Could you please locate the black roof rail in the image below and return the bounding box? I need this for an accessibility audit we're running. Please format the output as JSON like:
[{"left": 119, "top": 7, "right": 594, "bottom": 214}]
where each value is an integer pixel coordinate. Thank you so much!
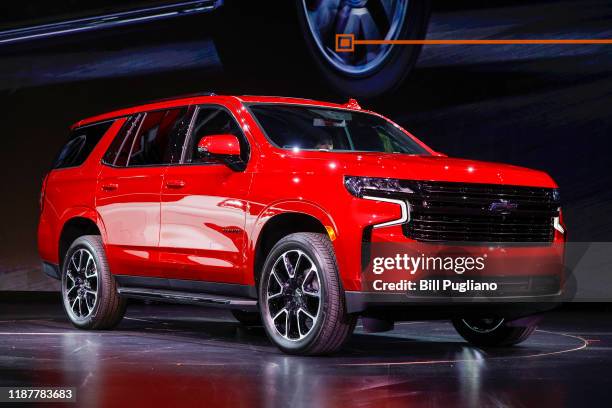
[
  {"left": 239, "top": 95, "right": 318, "bottom": 102},
  {"left": 105, "top": 91, "right": 217, "bottom": 115},
  {"left": 75, "top": 92, "right": 218, "bottom": 128}
]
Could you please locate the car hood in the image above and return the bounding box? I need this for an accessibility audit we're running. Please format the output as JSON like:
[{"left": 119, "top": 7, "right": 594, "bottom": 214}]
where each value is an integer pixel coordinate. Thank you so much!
[{"left": 300, "top": 152, "right": 557, "bottom": 188}]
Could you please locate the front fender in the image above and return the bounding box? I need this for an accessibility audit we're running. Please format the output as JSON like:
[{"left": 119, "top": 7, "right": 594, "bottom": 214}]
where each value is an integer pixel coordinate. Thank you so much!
[
  {"left": 243, "top": 199, "right": 337, "bottom": 285},
  {"left": 249, "top": 199, "right": 337, "bottom": 247}
]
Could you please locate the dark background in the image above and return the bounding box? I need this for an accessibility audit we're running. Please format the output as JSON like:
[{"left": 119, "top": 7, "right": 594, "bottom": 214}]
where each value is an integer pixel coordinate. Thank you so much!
[{"left": 1, "top": 0, "right": 611, "bottom": 290}]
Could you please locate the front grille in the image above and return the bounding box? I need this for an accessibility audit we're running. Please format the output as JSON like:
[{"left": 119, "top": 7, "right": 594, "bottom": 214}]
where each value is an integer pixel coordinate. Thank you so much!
[{"left": 403, "top": 181, "right": 559, "bottom": 243}]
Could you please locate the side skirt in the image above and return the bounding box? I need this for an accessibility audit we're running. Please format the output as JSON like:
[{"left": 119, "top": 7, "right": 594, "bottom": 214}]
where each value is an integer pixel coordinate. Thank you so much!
[{"left": 114, "top": 275, "right": 258, "bottom": 312}]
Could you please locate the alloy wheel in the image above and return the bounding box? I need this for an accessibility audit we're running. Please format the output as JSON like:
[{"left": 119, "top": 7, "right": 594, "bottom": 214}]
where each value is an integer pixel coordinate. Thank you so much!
[
  {"left": 265, "top": 249, "right": 322, "bottom": 341},
  {"left": 63, "top": 248, "right": 99, "bottom": 321}
]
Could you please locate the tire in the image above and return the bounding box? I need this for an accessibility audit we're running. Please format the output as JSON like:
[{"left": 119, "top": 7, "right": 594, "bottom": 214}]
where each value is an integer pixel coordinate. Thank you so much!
[
  {"left": 296, "top": 0, "right": 432, "bottom": 99},
  {"left": 452, "top": 317, "right": 537, "bottom": 347},
  {"left": 61, "top": 235, "right": 126, "bottom": 330},
  {"left": 231, "top": 309, "right": 262, "bottom": 326},
  {"left": 259, "top": 232, "right": 356, "bottom": 355},
  {"left": 214, "top": 1, "right": 431, "bottom": 100}
]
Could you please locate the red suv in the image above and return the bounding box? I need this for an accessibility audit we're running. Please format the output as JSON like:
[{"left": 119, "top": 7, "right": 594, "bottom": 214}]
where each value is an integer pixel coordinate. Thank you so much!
[{"left": 38, "top": 94, "right": 566, "bottom": 355}]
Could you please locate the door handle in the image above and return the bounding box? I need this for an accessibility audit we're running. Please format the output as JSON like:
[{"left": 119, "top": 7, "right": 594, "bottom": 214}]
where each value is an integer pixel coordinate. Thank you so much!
[
  {"left": 165, "top": 180, "right": 186, "bottom": 189},
  {"left": 101, "top": 183, "right": 118, "bottom": 191}
]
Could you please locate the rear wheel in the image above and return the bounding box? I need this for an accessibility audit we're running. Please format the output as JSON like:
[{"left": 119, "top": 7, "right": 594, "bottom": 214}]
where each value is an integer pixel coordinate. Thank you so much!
[
  {"left": 61, "top": 235, "right": 126, "bottom": 330},
  {"left": 259, "top": 232, "right": 356, "bottom": 355},
  {"left": 452, "top": 317, "right": 537, "bottom": 347}
]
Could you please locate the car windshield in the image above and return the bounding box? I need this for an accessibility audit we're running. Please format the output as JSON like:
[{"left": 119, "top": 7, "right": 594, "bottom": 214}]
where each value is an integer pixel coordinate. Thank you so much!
[{"left": 249, "top": 104, "right": 430, "bottom": 155}]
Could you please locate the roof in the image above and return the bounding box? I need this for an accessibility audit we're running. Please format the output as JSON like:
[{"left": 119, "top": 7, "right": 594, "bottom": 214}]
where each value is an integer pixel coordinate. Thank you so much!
[
  {"left": 235, "top": 95, "right": 347, "bottom": 108},
  {"left": 71, "top": 94, "right": 357, "bottom": 129}
]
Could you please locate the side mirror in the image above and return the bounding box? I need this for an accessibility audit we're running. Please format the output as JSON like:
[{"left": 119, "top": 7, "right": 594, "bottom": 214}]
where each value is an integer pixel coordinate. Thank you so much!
[
  {"left": 197, "top": 134, "right": 245, "bottom": 171},
  {"left": 198, "top": 134, "right": 241, "bottom": 157}
]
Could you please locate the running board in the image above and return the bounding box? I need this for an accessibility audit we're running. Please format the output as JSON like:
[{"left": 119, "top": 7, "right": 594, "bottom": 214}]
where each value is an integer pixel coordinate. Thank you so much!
[{"left": 117, "top": 287, "right": 258, "bottom": 311}]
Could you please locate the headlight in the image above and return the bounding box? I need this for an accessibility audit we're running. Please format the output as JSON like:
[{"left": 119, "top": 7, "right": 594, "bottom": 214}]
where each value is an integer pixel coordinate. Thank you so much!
[
  {"left": 552, "top": 188, "right": 561, "bottom": 203},
  {"left": 344, "top": 176, "right": 415, "bottom": 198}
]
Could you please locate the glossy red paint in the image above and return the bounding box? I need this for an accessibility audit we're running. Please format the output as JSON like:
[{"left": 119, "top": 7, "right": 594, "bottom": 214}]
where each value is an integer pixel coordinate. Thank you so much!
[
  {"left": 97, "top": 164, "right": 166, "bottom": 278},
  {"left": 38, "top": 118, "right": 126, "bottom": 264},
  {"left": 159, "top": 162, "right": 252, "bottom": 284},
  {"left": 197, "top": 134, "right": 241, "bottom": 156},
  {"left": 39, "top": 95, "right": 566, "bottom": 295}
]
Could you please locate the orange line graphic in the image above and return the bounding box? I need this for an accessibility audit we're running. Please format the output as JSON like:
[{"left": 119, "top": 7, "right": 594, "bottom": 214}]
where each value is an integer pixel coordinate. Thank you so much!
[
  {"left": 335, "top": 34, "right": 612, "bottom": 52},
  {"left": 359, "top": 39, "right": 612, "bottom": 45}
]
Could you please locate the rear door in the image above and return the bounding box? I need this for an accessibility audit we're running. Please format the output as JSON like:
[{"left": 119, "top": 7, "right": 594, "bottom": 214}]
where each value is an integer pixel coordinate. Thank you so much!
[{"left": 96, "top": 106, "right": 192, "bottom": 277}]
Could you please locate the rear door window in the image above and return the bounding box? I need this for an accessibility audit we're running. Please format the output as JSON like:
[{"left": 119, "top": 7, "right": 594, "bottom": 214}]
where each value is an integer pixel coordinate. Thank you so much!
[
  {"left": 53, "top": 120, "right": 114, "bottom": 169},
  {"left": 127, "top": 107, "right": 191, "bottom": 167},
  {"left": 102, "top": 107, "right": 192, "bottom": 168},
  {"left": 102, "top": 114, "right": 144, "bottom": 167}
]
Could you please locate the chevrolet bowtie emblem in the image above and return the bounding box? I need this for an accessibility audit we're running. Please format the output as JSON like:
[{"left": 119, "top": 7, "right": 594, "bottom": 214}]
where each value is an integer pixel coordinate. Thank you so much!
[{"left": 488, "top": 199, "right": 518, "bottom": 214}]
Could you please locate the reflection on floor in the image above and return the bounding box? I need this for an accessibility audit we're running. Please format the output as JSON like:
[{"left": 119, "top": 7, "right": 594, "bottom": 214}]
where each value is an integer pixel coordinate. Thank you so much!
[{"left": 0, "top": 295, "right": 610, "bottom": 407}]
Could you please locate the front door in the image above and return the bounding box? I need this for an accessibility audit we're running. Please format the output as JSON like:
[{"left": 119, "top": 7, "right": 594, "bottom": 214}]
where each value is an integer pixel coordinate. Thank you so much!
[{"left": 159, "top": 105, "right": 253, "bottom": 284}]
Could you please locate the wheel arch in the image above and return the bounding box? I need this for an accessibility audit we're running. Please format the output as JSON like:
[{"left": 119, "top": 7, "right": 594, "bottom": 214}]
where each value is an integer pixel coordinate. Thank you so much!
[
  {"left": 251, "top": 201, "right": 337, "bottom": 287},
  {"left": 58, "top": 209, "right": 105, "bottom": 267}
]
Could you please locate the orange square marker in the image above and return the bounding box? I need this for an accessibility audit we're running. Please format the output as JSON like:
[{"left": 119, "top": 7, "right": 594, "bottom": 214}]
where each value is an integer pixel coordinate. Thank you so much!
[{"left": 336, "top": 34, "right": 354, "bottom": 52}]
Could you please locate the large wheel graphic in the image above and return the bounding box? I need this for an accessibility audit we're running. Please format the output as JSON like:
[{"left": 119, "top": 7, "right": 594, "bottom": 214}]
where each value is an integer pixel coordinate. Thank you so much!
[{"left": 297, "top": 0, "right": 431, "bottom": 98}]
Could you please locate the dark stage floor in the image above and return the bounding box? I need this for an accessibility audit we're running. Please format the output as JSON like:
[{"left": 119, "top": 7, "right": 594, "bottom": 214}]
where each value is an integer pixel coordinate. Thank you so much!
[{"left": 0, "top": 294, "right": 611, "bottom": 407}]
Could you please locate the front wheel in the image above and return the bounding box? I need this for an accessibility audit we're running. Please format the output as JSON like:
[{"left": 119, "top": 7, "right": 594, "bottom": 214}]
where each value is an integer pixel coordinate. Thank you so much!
[
  {"left": 452, "top": 317, "right": 537, "bottom": 347},
  {"left": 259, "top": 233, "right": 356, "bottom": 355}
]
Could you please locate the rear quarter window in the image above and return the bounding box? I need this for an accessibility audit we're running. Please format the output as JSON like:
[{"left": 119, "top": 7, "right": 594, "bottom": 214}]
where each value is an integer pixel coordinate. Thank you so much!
[{"left": 53, "top": 120, "right": 114, "bottom": 169}]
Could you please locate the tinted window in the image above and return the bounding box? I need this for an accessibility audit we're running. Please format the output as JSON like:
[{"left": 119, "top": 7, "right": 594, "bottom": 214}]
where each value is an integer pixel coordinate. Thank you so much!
[
  {"left": 128, "top": 107, "right": 190, "bottom": 166},
  {"left": 183, "top": 106, "right": 249, "bottom": 164},
  {"left": 249, "top": 105, "right": 430, "bottom": 155},
  {"left": 102, "top": 114, "right": 144, "bottom": 166},
  {"left": 53, "top": 120, "right": 114, "bottom": 169}
]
